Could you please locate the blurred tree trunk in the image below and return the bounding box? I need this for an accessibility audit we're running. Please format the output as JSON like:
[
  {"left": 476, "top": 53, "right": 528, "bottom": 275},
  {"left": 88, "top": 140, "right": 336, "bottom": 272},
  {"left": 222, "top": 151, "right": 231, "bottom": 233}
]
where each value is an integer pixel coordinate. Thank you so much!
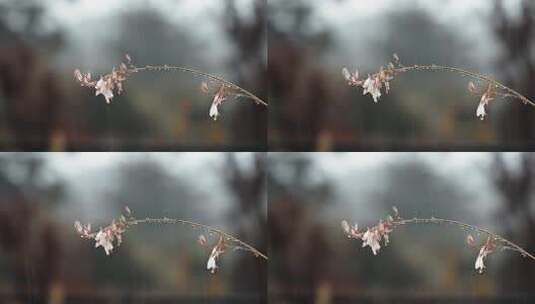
[
  {"left": 492, "top": 0, "right": 535, "bottom": 143},
  {"left": 224, "top": 0, "right": 268, "bottom": 150},
  {"left": 224, "top": 153, "right": 267, "bottom": 302},
  {"left": 492, "top": 153, "right": 535, "bottom": 292}
]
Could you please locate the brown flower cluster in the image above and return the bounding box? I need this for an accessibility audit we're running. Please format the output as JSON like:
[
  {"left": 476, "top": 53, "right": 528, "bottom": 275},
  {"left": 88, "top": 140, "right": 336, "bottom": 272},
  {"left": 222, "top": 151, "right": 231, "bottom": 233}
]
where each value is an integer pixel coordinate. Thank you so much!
[
  {"left": 74, "top": 206, "right": 132, "bottom": 255},
  {"left": 341, "top": 207, "right": 529, "bottom": 274},
  {"left": 198, "top": 234, "right": 227, "bottom": 274},
  {"left": 468, "top": 81, "right": 497, "bottom": 120},
  {"left": 74, "top": 54, "right": 134, "bottom": 104},
  {"left": 467, "top": 234, "right": 497, "bottom": 274},
  {"left": 341, "top": 206, "right": 400, "bottom": 255},
  {"left": 342, "top": 54, "right": 400, "bottom": 103},
  {"left": 201, "top": 82, "right": 232, "bottom": 121},
  {"left": 74, "top": 207, "right": 266, "bottom": 274}
]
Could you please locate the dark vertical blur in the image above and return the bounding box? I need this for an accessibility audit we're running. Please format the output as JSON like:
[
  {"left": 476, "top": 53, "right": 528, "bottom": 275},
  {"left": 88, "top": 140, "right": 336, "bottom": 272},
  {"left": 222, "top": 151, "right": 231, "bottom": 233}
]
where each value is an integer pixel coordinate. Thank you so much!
[
  {"left": 225, "top": 0, "right": 268, "bottom": 150},
  {"left": 493, "top": 0, "right": 535, "bottom": 143},
  {"left": 493, "top": 153, "right": 535, "bottom": 292},
  {"left": 0, "top": 2, "right": 66, "bottom": 150}
]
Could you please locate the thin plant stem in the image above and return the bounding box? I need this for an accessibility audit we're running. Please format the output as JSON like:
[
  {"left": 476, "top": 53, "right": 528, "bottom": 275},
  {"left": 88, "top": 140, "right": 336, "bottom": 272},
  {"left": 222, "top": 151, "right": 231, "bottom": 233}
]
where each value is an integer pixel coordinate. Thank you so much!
[
  {"left": 396, "top": 65, "right": 535, "bottom": 108},
  {"left": 129, "top": 217, "right": 268, "bottom": 260},
  {"left": 392, "top": 217, "right": 535, "bottom": 261},
  {"left": 131, "top": 65, "right": 268, "bottom": 106}
]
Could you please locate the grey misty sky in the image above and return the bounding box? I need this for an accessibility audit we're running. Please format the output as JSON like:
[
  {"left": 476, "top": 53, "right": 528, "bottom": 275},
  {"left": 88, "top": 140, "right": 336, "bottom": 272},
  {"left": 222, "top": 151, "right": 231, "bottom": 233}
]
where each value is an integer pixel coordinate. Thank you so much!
[
  {"left": 311, "top": 0, "right": 523, "bottom": 73},
  {"left": 44, "top": 0, "right": 250, "bottom": 70},
  {"left": 42, "top": 152, "right": 259, "bottom": 223},
  {"left": 44, "top": 0, "right": 523, "bottom": 71},
  {"left": 310, "top": 153, "right": 511, "bottom": 227}
]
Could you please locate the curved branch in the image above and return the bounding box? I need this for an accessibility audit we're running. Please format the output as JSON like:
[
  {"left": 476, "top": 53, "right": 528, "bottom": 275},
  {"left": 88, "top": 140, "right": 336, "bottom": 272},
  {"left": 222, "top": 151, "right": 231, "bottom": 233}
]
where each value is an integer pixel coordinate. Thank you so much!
[
  {"left": 392, "top": 217, "right": 535, "bottom": 261},
  {"left": 396, "top": 65, "right": 535, "bottom": 108},
  {"left": 129, "top": 217, "right": 268, "bottom": 260},
  {"left": 131, "top": 65, "right": 268, "bottom": 106}
]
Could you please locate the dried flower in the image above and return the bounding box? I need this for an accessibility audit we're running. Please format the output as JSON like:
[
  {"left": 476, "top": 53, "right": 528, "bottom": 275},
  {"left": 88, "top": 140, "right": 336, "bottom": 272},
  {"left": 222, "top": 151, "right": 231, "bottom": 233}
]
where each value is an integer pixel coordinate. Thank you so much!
[
  {"left": 468, "top": 81, "right": 477, "bottom": 93},
  {"left": 198, "top": 234, "right": 207, "bottom": 246},
  {"left": 342, "top": 67, "right": 362, "bottom": 86},
  {"left": 392, "top": 206, "right": 399, "bottom": 218},
  {"left": 75, "top": 207, "right": 268, "bottom": 274},
  {"left": 341, "top": 220, "right": 351, "bottom": 234},
  {"left": 475, "top": 237, "right": 495, "bottom": 274},
  {"left": 476, "top": 91, "right": 494, "bottom": 120},
  {"left": 343, "top": 207, "right": 535, "bottom": 274},
  {"left": 74, "top": 217, "right": 127, "bottom": 256},
  {"left": 466, "top": 234, "right": 475, "bottom": 246},
  {"left": 94, "top": 229, "right": 115, "bottom": 255},
  {"left": 207, "top": 236, "right": 226, "bottom": 274},
  {"left": 362, "top": 75, "right": 382, "bottom": 102},
  {"left": 74, "top": 56, "right": 132, "bottom": 104},
  {"left": 95, "top": 77, "right": 114, "bottom": 104},
  {"left": 393, "top": 53, "right": 400, "bottom": 63},
  {"left": 74, "top": 221, "right": 92, "bottom": 238},
  {"left": 342, "top": 215, "right": 394, "bottom": 255},
  {"left": 209, "top": 85, "right": 228, "bottom": 120},
  {"left": 362, "top": 228, "right": 382, "bottom": 255},
  {"left": 344, "top": 58, "right": 396, "bottom": 103},
  {"left": 344, "top": 54, "right": 535, "bottom": 120}
]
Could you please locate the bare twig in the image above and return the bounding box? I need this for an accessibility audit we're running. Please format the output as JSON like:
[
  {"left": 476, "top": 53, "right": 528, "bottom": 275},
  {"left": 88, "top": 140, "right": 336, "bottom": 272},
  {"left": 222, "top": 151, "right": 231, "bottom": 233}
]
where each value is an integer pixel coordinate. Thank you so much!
[
  {"left": 342, "top": 54, "right": 534, "bottom": 120},
  {"left": 341, "top": 206, "right": 534, "bottom": 274},
  {"left": 74, "top": 54, "right": 267, "bottom": 121},
  {"left": 74, "top": 207, "right": 267, "bottom": 274},
  {"left": 129, "top": 217, "right": 268, "bottom": 260}
]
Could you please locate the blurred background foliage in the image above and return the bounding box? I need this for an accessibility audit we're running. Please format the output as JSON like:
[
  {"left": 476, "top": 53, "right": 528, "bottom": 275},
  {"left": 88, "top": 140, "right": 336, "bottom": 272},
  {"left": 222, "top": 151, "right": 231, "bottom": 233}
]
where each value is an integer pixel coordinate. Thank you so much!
[
  {"left": 268, "top": 0, "right": 535, "bottom": 150},
  {"left": 0, "top": 152, "right": 267, "bottom": 303},
  {"left": 268, "top": 152, "right": 535, "bottom": 302},
  {"left": 0, "top": 0, "right": 266, "bottom": 151}
]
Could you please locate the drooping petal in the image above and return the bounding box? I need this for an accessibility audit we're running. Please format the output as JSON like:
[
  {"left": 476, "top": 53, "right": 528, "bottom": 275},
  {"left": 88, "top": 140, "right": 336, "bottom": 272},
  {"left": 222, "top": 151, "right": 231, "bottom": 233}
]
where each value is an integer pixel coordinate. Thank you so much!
[
  {"left": 94, "top": 230, "right": 114, "bottom": 255},
  {"left": 209, "top": 102, "right": 219, "bottom": 120},
  {"left": 362, "top": 229, "right": 381, "bottom": 255},
  {"left": 476, "top": 93, "right": 492, "bottom": 120},
  {"left": 95, "top": 78, "right": 114, "bottom": 104},
  {"left": 342, "top": 68, "right": 351, "bottom": 81},
  {"left": 209, "top": 87, "right": 227, "bottom": 120},
  {"left": 341, "top": 220, "right": 351, "bottom": 234}
]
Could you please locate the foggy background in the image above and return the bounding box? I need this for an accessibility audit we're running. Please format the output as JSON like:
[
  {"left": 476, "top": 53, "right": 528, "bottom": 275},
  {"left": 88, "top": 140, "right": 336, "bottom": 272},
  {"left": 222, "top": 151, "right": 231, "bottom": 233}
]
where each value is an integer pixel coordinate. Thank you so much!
[
  {"left": 268, "top": 152, "right": 535, "bottom": 303},
  {"left": 268, "top": 0, "right": 535, "bottom": 150},
  {"left": 0, "top": 0, "right": 267, "bottom": 151},
  {"left": 0, "top": 152, "right": 267, "bottom": 303}
]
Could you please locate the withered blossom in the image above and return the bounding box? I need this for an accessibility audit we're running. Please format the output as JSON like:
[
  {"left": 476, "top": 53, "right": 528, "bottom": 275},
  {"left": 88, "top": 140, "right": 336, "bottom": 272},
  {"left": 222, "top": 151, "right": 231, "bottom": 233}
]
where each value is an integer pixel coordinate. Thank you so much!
[
  {"left": 198, "top": 234, "right": 207, "bottom": 246},
  {"left": 343, "top": 54, "right": 535, "bottom": 120},
  {"left": 361, "top": 228, "right": 382, "bottom": 255},
  {"left": 95, "top": 229, "right": 115, "bottom": 255},
  {"left": 75, "top": 207, "right": 267, "bottom": 274},
  {"left": 209, "top": 85, "right": 228, "bottom": 120},
  {"left": 201, "top": 81, "right": 210, "bottom": 94},
  {"left": 476, "top": 89, "right": 495, "bottom": 120},
  {"left": 475, "top": 237, "right": 495, "bottom": 274},
  {"left": 466, "top": 234, "right": 475, "bottom": 246},
  {"left": 342, "top": 67, "right": 362, "bottom": 86},
  {"left": 95, "top": 77, "right": 114, "bottom": 104},
  {"left": 74, "top": 217, "right": 127, "bottom": 256},
  {"left": 74, "top": 221, "right": 92, "bottom": 238},
  {"left": 343, "top": 207, "right": 535, "bottom": 274},
  {"left": 207, "top": 236, "right": 226, "bottom": 274},
  {"left": 362, "top": 75, "right": 382, "bottom": 103},
  {"left": 343, "top": 59, "right": 396, "bottom": 103},
  {"left": 341, "top": 216, "right": 394, "bottom": 255},
  {"left": 74, "top": 55, "right": 132, "bottom": 104}
]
